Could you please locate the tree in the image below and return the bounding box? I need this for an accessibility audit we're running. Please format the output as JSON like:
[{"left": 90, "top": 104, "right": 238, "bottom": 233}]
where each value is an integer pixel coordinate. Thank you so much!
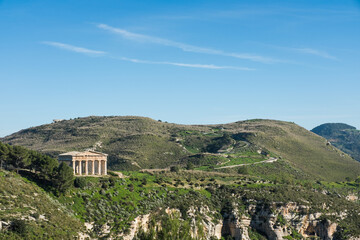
[
  {"left": 9, "top": 146, "right": 30, "bottom": 173},
  {"left": 74, "top": 177, "right": 87, "bottom": 188},
  {"left": 237, "top": 166, "right": 249, "bottom": 175},
  {"left": 52, "top": 162, "right": 74, "bottom": 195},
  {"left": 0, "top": 142, "right": 9, "bottom": 170},
  {"left": 355, "top": 176, "right": 360, "bottom": 183},
  {"left": 10, "top": 219, "right": 27, "bottom": 236},
  {"left": 170, "top": 166, "right": 180, "bottom": 173},
  {"left": 30, "top": 152, "right": 58, "bottom": 177},
  {"left": 186, "top": 162, "right": 194, "bottom": 170}
]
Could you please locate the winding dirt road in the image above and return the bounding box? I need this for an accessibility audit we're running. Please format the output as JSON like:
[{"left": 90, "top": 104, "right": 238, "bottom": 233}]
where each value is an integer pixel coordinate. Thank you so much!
[{"left": 216, "top": 157, "right": 278, "bottom": 169}]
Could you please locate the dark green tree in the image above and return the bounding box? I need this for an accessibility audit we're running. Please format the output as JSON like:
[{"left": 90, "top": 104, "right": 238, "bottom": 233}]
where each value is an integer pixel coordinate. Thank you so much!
[
  {"left": 355, "top": 176, "right": 360, "bottom": 183},
  {"left": 74, "top": 177, "right": 87, "bottom": 188},
  {"left": 52, "top": 162, "right": 74, "bottom": 195},
  {"left": 30, "top": 152, "right": 58, "bottom": 177},
  {"left": 186, "top": 162, "right": 194, "bottom": 170},
  {"left": 9, "top": 145, "right": 30, "bottom": 173},
  {"left": 0, "top": 142, "right": 9, "bottom": 170},
  {"left": 10, "top": 219, "right": 27, "bottom": 236},
  {"left": 237, "top": 166, "right": 249, "bottom": 175},
  {"left": 170, "top": 166, "right": 180, "bottom": 173}
]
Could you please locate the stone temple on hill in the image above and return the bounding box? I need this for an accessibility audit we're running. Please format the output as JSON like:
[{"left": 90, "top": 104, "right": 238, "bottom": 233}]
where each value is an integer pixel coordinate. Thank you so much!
[{"left": 58, "top": 151, "right": 107, "bottom": 176}]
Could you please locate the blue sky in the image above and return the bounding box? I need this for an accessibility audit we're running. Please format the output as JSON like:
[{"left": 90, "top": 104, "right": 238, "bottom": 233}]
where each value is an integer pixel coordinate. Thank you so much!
[{"left": 1, "top": 0, "right": 360, "bottom": 137}]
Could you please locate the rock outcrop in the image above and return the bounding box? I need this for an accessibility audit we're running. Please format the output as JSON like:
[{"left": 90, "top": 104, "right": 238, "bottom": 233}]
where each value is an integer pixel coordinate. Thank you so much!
[{"left": 95, "top": 201, "right": 352, "bottom": 240}]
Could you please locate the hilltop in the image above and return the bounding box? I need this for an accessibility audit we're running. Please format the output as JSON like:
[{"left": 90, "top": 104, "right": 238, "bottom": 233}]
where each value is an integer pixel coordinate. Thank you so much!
[
  {"left": 2, "top": 116, "right": 360, "bottom": 181},
  {"left": 312, "top": 123, "right": 360, "bottom": 162}
]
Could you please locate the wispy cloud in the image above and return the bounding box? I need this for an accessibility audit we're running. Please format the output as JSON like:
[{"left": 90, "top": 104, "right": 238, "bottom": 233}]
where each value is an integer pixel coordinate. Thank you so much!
[
  {"left": 42, "top": 41, "right": 106, "bottom": 55},
  {"left": 264, "top": 43, "right": 338, "bottom": 60},
  {"left": 97, "top": 23, "right": 279, "bottom": 64},
  {"left": 291, "top": 48, "right": 337, "bottom": 60},
  {"left": 118, "top": 57, "right": 254, "bottom": 70},
  {"left": 41, "top": 41, "right": 251, "bottom": 70}
]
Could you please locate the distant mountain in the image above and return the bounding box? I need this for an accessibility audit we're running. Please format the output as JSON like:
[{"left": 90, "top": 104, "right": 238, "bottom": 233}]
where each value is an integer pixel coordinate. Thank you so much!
[
  {"left": 2, "top": 116, "right": 360, "bottom": 181},
  {"left": 312, "top": 123, "right": 360, "bottom": 162}
]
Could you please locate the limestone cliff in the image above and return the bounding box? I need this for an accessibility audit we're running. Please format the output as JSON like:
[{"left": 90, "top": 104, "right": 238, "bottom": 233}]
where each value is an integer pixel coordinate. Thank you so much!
[{"left": 89, "top": 201, "right": 357, "bottom": 240}]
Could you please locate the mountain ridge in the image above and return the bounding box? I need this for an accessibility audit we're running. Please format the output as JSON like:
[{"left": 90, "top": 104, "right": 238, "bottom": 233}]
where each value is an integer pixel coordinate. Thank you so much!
[{"left": 2, "top": 116, "right": 360, "bottom": 182}]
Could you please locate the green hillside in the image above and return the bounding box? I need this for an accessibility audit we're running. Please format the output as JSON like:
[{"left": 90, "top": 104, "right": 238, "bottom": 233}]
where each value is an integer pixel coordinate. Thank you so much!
[
  {"left": 312, "top": 123, "right": 360, "bottom": 162},
  {"left": 0, "top": 170, "right": 83, "bottom": 239},
  {"left": 0, "top": 141, "right": 359, "bottom": 239},
  {"left": 2, "top": 116, "right": 360, "bottom": 181}
]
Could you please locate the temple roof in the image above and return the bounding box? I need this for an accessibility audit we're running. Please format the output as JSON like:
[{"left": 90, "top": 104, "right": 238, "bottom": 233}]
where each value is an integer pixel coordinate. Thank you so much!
[{"left": 59, "top": 150, "right": 108, "bottom": 157}]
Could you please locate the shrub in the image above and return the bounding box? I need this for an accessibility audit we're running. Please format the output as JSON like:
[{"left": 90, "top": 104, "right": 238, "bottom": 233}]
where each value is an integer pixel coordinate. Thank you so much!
[
  {"left": 74, "top": 177, "right": 87, "bottom": 188},
  {"left": 109, "top": 177, "right": 116, "bottom": 187},
  {"left": 186, "top": 162, "right": 194, "bottom": 170},
  {"left": 276, "top": 214, "right": 286, "bottom": 226},
  {"left": 10, "top": 219, "right": 27, "bottom": 235},
  {"left": 170, "top": 166, "right": 180, "bottom": 173},
  {"left": 237, "top": 166, "right": 249, "bottom": 175},
  {"left": 108, "top": 171, "right": 118, "bottom": 177}
]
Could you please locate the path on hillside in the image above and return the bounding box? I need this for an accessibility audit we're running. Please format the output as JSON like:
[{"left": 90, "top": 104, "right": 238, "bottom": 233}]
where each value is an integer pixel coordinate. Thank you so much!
[
  {"left": 139, "top": 157, "right": 278, "bottom": 173},
  {"left": 216, "top": 157, "right": 278, "bottom": 169}
]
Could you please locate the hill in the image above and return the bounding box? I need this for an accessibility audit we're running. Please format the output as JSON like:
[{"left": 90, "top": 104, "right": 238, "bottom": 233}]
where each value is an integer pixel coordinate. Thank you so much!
[
  {"left": 2, "top": 116, "right": 360, "bottom": 181},
  {"left": 1, "top": 169, "right": 360, "bottom": 239},
  {"left": 312, "top": 123, "right": 360, "bottom": 162},
  {"left": 0, "top": 141, "right": 359, "bottom": 239},
  {"left": 0, "top": 170, "right": 84, "bottom": 239}
]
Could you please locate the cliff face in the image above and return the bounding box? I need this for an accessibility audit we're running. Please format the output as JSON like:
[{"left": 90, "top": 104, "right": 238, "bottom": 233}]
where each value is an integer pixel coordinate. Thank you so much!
[
  {"left": 216, "top": 202, "right": 339, "bottom": 240},
  {"left": 89, "top": 201, "right": 355, "bottom": 240}
]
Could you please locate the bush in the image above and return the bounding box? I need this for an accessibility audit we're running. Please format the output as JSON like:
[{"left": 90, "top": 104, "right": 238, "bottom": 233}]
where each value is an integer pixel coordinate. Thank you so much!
[
  {"left": 186, "top": 162, "right": 194, "bottom": 170},
  {"left": 109, "top": 177, "right": 116, "bottom": 187},
  {"left": 170, "top": 166, "right": 180, "bottom": 173},
  {"left": 276, "top": 214, "right": 286, "bottom": 226},
  {"left": 10, "top": 219, "right": 27, "bottom": 235},
  {"left": 74, "top": 177, "right": 87, "bottom": 188},
  {"left": 237, "top": 166, "right": 249, "bottom": 175},
  {"left": 355, "top": 177, "right": 360, "bottom": 183},
  {"left": 108, "top": 171, "right": 118, "bottom": 177}
]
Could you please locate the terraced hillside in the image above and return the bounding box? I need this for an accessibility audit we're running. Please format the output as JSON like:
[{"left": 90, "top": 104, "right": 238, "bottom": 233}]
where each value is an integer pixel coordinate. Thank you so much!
[{"left": 2, "top": 116, "right": 360, "bottom": 181}]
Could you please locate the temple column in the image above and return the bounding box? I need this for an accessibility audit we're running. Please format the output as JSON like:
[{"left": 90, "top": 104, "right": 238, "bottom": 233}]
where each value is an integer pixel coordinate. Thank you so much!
[
  {"left": 76, "top": 161, "right": 79, "bottom": 175},
  {"left": 91, "top": 160, "right": 95, "bottom": 175},
  {"left": 98, "top": 160, "right": 102, "bottom": 175},
  {"left": 104, "top": 160, "right": 107, "bottom": 175},
  {"left": 72, "top": 160, "right": 75, "bottom": 175},
  {"left": 81, "top": 161, "right": 84, "bottom": 175},
  {"left": 79, "top": 161, "right": 82, "bottom": 175},
  {"left": 85, "top": 160, "right": 88, "bottom": 175}
]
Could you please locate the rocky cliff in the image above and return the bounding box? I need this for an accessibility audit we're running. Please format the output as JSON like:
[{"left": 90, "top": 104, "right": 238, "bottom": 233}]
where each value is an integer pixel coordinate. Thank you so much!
[{"left": 88, "top": 201, "right": 358, "bottom": 240}]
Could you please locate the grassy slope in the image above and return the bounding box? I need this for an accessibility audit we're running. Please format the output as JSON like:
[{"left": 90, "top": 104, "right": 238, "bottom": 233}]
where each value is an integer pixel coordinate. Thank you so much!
[
  {"left": 0, "top": 170, "right": 83, "bottom": 239},
  {"left": 2, "top": 116, "right": 360, "bottom": 181},
  {"left": 1, "top": 169, "right": 359, "bottom": 239},
  {"left": 55, "top": 171, "right": 360, "bottom": 239},
  {"left": 221, "top": 119, "right": 360, "bottom": 181},
  {"left": 312, "top": 123, "right": 360, "bottom": 162}
]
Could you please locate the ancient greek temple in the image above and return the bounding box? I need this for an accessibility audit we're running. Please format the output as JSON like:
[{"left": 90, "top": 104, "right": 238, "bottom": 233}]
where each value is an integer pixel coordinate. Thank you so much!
[{"left": 58, "top": 151, "right": 108, "bottom": 176}]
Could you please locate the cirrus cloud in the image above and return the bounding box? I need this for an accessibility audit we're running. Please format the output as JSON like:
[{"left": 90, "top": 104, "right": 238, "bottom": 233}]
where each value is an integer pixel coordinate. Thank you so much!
[
  {"left": 97, "top": 23, "right": 280, "bottom": 64},
  {"left": 42, "top": 41, "right": 107, "bottom": 55}
]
